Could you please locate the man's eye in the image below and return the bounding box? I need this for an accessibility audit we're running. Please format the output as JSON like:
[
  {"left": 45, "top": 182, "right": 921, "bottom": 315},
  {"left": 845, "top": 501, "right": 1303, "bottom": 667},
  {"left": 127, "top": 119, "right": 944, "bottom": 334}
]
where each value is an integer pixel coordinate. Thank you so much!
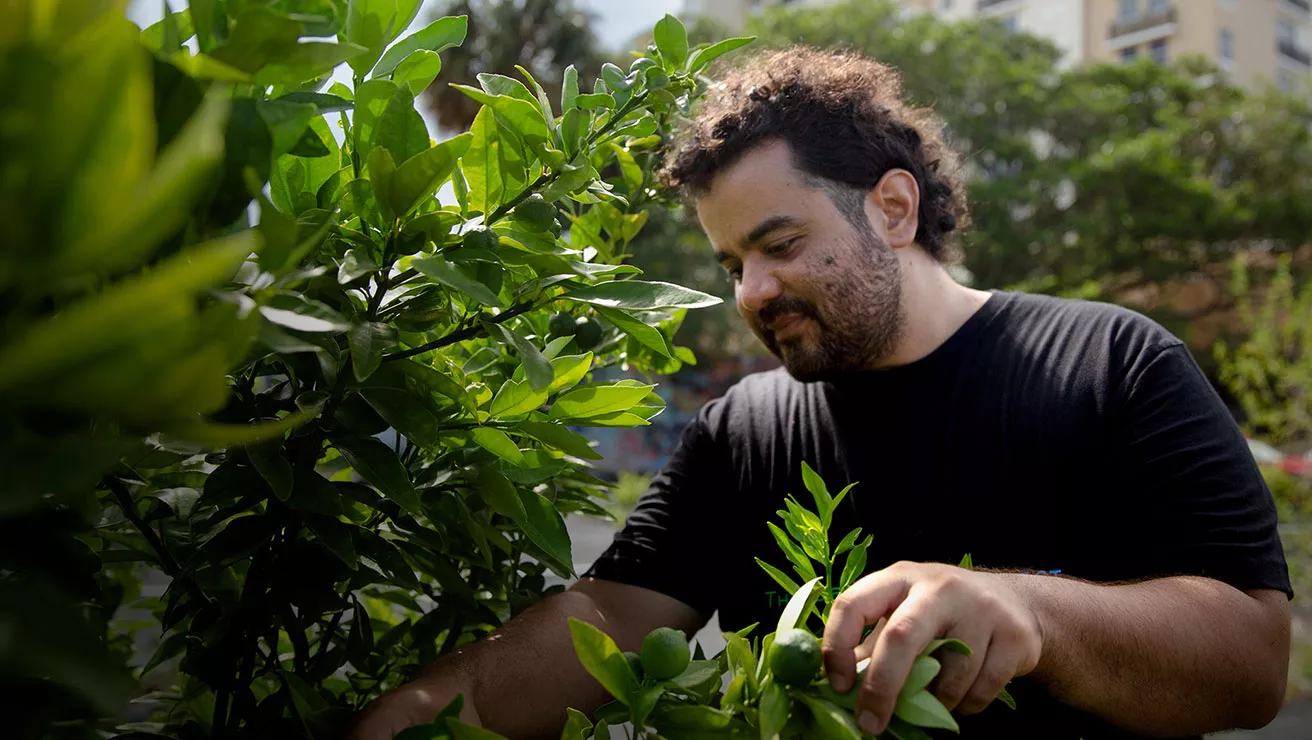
[{"left": 766, "top": 238, "right": 797, "bottom": 255}]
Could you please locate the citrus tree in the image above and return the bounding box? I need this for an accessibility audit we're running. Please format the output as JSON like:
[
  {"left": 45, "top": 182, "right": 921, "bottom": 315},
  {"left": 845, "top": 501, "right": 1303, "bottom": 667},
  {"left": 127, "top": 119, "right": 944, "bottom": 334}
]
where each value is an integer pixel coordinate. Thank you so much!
[{"left": 0, "top": 2, "right": 750, "bottom": 737}]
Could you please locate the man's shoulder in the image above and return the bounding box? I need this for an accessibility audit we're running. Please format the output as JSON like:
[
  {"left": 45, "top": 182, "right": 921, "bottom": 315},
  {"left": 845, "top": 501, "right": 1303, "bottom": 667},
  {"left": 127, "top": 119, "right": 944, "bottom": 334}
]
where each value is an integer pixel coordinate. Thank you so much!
[
  {"left": 695, "top": 366, "right": 806, "bottom": 431},
  {"left": 996, "top": 291, "right": 1184, "bottom": 357}
]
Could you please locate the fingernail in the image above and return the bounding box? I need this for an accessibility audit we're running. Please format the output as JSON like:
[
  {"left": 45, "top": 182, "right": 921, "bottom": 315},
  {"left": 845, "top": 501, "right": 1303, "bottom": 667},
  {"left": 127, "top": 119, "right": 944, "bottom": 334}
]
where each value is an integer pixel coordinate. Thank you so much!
[
  {"left": 858, "top": 711, "right": 882, "bottom": 735},
  {"left": 833, "top": 675, "right": 851, "bottom": 693}
]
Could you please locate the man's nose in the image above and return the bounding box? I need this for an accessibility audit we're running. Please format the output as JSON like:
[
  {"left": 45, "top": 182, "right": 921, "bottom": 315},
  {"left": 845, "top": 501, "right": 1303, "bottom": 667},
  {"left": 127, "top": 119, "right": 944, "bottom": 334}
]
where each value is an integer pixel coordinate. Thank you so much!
[{"left": 736, "top": 261, "right": 784, "bottom": 315}]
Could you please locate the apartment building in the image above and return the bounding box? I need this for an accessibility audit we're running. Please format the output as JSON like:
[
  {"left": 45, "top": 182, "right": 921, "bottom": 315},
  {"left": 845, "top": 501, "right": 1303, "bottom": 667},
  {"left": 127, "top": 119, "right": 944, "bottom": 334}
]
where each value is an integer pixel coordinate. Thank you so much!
[{"left": 684, "top": 0, "right": 1312, "bottom": 94}]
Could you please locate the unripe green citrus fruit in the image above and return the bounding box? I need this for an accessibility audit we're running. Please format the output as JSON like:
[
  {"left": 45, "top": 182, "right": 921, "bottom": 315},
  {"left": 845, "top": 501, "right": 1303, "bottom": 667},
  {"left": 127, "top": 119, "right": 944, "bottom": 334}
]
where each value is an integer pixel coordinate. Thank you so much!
[
  {"left": 462, "top": 226, "right": 499, "bottom": 251},
  {"left": 573, "top": 317, "right": 603, "bottom": 350},
  {"left": 623, "top": 650, "right": 644, "bottom": 680},
  {"left": 513, "top": 194, "right": 556, "bottom": 233},
  {"left": 548, "top": 311, "right": 577, "bottom": 337},
  {"left": 640, "top": 627, "right": 689, "bottom": 680},
  {"left": 768, "top": 629, "right": 823, "bottom": 687}
]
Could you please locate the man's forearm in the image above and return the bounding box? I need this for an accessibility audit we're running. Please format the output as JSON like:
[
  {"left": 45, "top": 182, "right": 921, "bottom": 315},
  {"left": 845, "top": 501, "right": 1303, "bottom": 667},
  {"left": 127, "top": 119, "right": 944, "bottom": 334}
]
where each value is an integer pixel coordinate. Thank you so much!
[
  {"left": 417, "top": 589, "right": 620, "bottom": 739},
  {"left": 1000, "top": 573, "right": 1289, "bottom": 736}
]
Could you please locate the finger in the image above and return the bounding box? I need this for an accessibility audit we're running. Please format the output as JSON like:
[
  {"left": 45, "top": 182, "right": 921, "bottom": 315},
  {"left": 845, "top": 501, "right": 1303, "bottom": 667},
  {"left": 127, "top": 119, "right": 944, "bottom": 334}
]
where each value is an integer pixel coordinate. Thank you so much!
[
  {"left": 927, "top": 631, "right": 990, "bottom": 712},
  {"left": 854, "top": 616, "right": 888, "bottom": 662},
  {"left": 856, "top": 590, "right": 949, "bottom": 736},
  {"left": 955, "top": 643, "right": 1018, "bottom": 715},
  {"left": 822, "top": 572, "right": 911, "bottom": 694}
]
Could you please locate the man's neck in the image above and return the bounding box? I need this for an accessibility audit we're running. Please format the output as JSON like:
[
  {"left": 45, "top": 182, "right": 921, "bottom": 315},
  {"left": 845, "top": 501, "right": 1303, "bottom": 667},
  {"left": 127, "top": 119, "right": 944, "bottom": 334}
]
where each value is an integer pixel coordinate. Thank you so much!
[{"left": 874, "top": 248, "right": 992, "bottom": 369}]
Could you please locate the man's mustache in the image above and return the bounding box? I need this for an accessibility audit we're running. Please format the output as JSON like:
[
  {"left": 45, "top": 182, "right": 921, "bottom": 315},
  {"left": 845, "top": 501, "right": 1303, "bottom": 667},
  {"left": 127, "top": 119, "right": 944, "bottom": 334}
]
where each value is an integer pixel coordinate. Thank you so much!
[{"left": 758, "top": 297, "right": 819, "bottom": 330}]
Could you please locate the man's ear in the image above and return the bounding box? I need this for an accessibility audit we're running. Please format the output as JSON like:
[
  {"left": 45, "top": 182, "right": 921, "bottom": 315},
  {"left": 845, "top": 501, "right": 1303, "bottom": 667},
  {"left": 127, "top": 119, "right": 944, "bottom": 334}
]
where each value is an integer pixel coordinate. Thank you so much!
[{"left": 868, "top": 169, "right": 920, "bottom": 249}]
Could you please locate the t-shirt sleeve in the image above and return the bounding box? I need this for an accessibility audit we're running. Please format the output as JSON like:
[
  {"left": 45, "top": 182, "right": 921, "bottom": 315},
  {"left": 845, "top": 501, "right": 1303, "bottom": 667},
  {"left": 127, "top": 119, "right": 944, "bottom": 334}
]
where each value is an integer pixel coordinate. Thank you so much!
[
  {"left": 1112, "top": 343, "right": 1292, "bottom": 600},
  {"left": 580, "top": 400, "right": 735, "bottom": 624}
]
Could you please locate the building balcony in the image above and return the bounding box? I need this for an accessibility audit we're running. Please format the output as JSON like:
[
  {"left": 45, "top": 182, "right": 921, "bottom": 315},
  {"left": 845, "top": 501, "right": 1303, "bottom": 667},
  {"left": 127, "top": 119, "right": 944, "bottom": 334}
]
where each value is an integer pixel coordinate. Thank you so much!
[
  {"left": 1109, "top": 5, "right": 1177, "bottom": 40},
  {"left": 1279, "top": 38, "right": 1312, "bottom": 66}
]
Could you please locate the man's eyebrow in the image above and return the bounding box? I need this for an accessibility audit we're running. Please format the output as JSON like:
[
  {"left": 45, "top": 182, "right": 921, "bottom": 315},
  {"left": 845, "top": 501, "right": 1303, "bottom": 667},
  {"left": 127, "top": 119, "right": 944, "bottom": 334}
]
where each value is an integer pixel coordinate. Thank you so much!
[{"left": 714, "top": 215, "right": 803, "bottom": 265}]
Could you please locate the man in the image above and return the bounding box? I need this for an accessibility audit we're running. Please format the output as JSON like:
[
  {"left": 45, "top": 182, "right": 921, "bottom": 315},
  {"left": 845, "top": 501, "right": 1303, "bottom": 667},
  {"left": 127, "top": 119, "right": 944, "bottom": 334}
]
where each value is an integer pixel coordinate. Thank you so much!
[{"left": 351, "top": 47, "right": 1292, "bottom": 739}]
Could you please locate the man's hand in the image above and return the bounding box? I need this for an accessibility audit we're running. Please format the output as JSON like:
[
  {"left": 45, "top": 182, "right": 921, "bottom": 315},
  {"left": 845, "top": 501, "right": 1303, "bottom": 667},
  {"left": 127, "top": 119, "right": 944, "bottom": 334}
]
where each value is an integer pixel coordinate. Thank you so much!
[
  {"left": 821, "top": 561, "right": 1044, "bottom": 736},
  {"left": 347, "top": 673, "right": 482, "bottom": 740}
]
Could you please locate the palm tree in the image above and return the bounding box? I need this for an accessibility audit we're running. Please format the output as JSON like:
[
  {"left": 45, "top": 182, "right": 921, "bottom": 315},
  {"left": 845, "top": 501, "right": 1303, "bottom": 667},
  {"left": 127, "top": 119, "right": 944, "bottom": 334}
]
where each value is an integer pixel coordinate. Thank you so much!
[{"left": 424, "top": 0, "right": 606, "bottom": 133}]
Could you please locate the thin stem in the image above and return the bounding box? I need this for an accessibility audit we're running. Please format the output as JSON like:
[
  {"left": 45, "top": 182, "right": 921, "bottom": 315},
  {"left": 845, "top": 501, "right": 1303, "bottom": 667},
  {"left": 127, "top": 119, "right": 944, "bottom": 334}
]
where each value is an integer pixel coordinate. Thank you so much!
[{"left": 381, "top": 299, "right": 541, "bottom": 362}]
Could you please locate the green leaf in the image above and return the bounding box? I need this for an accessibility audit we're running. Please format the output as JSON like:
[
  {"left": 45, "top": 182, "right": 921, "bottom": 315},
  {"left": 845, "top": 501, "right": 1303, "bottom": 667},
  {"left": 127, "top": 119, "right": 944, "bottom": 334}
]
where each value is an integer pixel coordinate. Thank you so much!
[
  {"left": 562, "top": 280, "right": 720, "bottom": 310},
  {"left": 252, "top": 42, "right": 368, "bottom": 87},
  {"left": 758, "top": 681, "right": 790, "bottom": 740},
  {"left": 210, "top": 6, "right": 301, "bottom": 74},
  {"left": 561, "top": 64, "right": 579, "bottom": 111},
  {"left": 548, "top": 382, "right": 654, "bottom": 420},
  {"left": 141, "top": 5, "right": 193, "bottom": 53},
  {"left": 350, "top": 321, "right": 395, "bottom": 381},
  {"left": 793, "top": 694, "right": 861, "bottom": 740},
  {"left": 481, "top": 320, "right": 553, "bottom": 393},
  {"left": 958, "top": 553, "right": 974, "bottom": 570},
  {"left": 900, "top": 656, "right": 943, "bottom": 699},
  {"left": 450, "top": 85, "right": 552, "bottom": 145},
  {"left": 333, "top": 436, "right": 424, "bottom": 520},
  {"left": 799, "top": 461, "right": 833, "bottom": 528},
  {"left": 140, "top": 631, "right": 189, "bottom": 678},
  {"left": 517, "top": 492, "right": 573, "bottom": 576},
  {"left": 461, "top": 106, "right": 504, "bottom": 216},
  {"left": 838, "top": 535, "right": 871, "bottom": 593},
  {"left": 306, "top": 515, "right": 357, "bottom": 567},
  {"left": 374, "top": 86, "right": 430, "bottom": 166},
  {"left": 348, "top": 0, "right": 424, "bottom": 76},
  {"left": 545, "top": 353, "right": 592, "bottom": 394},
  {"left": 755, "top": 557, "right": 799, "bottom": 596},
  {"left": 373, "top": 14, "right": 467, "bottom": 78},
  {"left": 767, "top": 522, "right": 816, "bottom": 583},
  {"left": 653, "top": 14, "right": 689, "bottom": 69},
  {"left": 997, "top": 686, "right": 1017, "bottom": 710},
  {"left": 886, "top": 717, "right": 937, "bottom": 740},
  {"left": 0, "top": 233, "right": 254, "bottom": 392},
  {"left": 338, "top": 248, "right": 379, "bottom": 284},
  {"left": 688, "top": 36, "right": 755, "bottom": 74},
  {"left": 476, "top": 466, "right": 526, "bottom": 521},
  {"left": 893, "top": 689, "right": 959, "bottom": 732},
  {"left": 413, "top": 257, "right": 505, "bottom": 308},
  {"left": 62, "top": 91, "right": 229, "bottom": 272},
  {"left": 360, "top": 388, "right": 445, "bottom": 447},
  {"left": 471, "top": 427, "right": 525, "bottom": 466},
  {"left": 833, "top": 527, "right": 862, "bottom": 557},
  {"left": 393, "top": 49, "right": 442, "bottom": 94},
  {"left": 560, "top": 707, "right": 593, "bottom": 740},
  {"left": 567, "top": 617, "right": 637, "bottom": 705},
  {"left": 828, "top": 482, "right": 857, "bottom": 528},
  {"left": 573, "top": 92, "right": 613, "bottom": 110},
  {"left": 448, "top": 719, "right": 507, "bottom": 740},
  {"left": 277, "top": 91, "right": 354, "bottom": 114},
  {"left": 777, "top": 576, "right": 822, "bottom": 634},
  {"left": 247, "top": 441, "right": 293, "bottom": 501},
  {"left": 489, "top": 379, "right": 548, "bottom": 418},
  {"left": 517, "top": 421, "right": 602, "bottom": 460},
  {"left": 352, "top": 79, "right": 401, "bottom": 162},
  {"left": 260, "top": 295, "right": 351, "bottom": 333},
  {"left": 163, "top": 409, "right": 318, "bottom": 448},
  {"left": 478, "top": 73, "right": 538, "bottom": 105},
  {"left": 390, "top": 132, "right": 473, "bottom": 217},
  {"left": 921, "top": 638, "right": 972, "bottom": 658},
  {"left": 593, "top": 306, "right": 672, "bottom": 359},
  {"left": 632, "top": 685, "right": 665, "bottom": 729}
]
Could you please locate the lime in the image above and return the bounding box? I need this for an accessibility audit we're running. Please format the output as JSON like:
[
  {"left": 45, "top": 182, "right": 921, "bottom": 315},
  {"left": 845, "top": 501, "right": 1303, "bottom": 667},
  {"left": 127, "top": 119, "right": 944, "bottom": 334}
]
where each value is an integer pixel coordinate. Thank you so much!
[
  {"left": 462, "top": 226, "right": 499, "bottom": 251},
  {"left": 623, "top": 650, "right": 644, "bottom": 680},
  {"left": 768, "top": 629, "right": 822, "bottom": 687},
  {"left": 640, "top": 627, "right": 689, "bottom": 680},
  {"left": 548, "top": 311, "right": 577, "bottom": 337},
  {"left": 573, "top": 317, "right": 603, "bottom": 350},
  {"left": 512, "top": 194, "right": 556, "bottom": 233}
]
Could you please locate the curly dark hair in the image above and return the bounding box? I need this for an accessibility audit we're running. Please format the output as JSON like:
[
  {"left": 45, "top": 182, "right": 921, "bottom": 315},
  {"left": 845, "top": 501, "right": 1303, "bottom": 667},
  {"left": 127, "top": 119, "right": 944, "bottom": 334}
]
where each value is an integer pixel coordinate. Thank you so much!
[{"left": 659, "top": 47, "right": 968, "bottom": 262}]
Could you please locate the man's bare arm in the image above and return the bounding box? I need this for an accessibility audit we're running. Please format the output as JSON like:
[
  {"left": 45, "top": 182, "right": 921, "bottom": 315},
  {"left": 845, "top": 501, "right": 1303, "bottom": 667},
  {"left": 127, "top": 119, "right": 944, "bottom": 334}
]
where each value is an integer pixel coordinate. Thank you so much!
[
  {"left": 1013, "top": 574, "right": 1290, "bottom": 736},
  {"left": 349, "top": 578, "right": 704, "bottom": 740}
]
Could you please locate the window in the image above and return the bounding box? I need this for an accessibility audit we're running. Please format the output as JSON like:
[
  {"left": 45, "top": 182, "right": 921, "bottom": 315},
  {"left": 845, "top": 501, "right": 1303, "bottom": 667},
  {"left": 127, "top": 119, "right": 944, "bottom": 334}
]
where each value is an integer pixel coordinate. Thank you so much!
[
  {"left": 1220, "top": 28, "right": 1234, "bottom": 60},
  {"left": 1120, "top": 0, "right": 1139, "bottom": 21},
  {"left": 1121, "top": 45, "right": 1139, "bottom": 61},
  {"left": 1278, "top": 19, "right": 1296, "bottom": 46},
  {"left": 940, "top": 0, "right": 952, "bottom": 9},
  {"left": 1002, "top": 13, "right": 1019, "bottom": 32},
  {"left": 1149, "top": 39, "right": 1168, "bottom": 63},
  {"left": 1147, "top": 0, "right": 1169, "bottom": 14}
]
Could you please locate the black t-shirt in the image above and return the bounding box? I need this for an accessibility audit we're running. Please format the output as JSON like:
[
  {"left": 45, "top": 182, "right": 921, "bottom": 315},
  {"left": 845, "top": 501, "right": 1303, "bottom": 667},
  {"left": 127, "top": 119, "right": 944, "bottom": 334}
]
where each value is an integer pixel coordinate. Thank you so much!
[{"left": 582, "top": 290, "right": 1292, "bottom": 739}]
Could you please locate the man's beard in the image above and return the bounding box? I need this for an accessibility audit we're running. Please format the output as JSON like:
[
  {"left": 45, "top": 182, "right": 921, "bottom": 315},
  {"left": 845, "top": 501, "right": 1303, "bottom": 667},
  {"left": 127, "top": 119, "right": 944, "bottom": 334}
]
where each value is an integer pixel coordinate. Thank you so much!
[{"left": 754, "top": 226, "right": 905, "bottom": 383}]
